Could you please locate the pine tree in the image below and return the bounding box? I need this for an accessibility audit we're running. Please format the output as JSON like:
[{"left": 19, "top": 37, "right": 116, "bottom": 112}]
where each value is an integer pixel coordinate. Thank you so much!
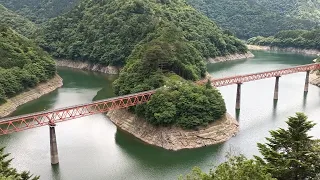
[
  {"left": 256, "top": 112, "right": 320, "bottom": 180},
  {"left": 0, "top": 147, "right": 39, "bottom": 180}
]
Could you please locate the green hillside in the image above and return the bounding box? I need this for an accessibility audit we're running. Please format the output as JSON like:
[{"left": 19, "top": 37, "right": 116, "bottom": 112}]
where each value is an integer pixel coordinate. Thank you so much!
[
  {"left": 0, "top": 4, "right": 37, "bottom": 37},
  {"left": 0, "top": 26, "right": 56, "bottom": 103},
  {"left": 41, "top": 0, "right": 247, "bottom": 67},
  {"left": 187, "top": 0, "right": 320, "bottom": 39},
  {"left": 247, "top": 29, "right": 320, "bottom": 50},
  {"left": 0, "top": 0, "right": 79, "bottom": 23}
]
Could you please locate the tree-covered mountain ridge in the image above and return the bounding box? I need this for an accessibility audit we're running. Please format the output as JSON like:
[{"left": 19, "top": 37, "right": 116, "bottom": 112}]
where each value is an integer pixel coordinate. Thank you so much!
[
  {"left": 0, "top": 4, "right": 37, "bottom": 38},
  {"left": 0, "top": 0, "right": 79, "bottom": 23},
  {"left": 187, "top": 0, "right": 320, "bottom": 39},
  {"left": 40, "top": 0, "right": 248, "bottom": 67},
  {"left": 247, "top": 29, "right": 320, "bottom": 50}
]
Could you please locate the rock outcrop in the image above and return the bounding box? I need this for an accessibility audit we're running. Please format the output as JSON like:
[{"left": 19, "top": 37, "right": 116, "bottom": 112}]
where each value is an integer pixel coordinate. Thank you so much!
[
  {"left": 56, "top": 59, "right": 120, "bottom": 74},
  {"left": 0, "top": 75, "right": 63, "bottom": 117},
  {"left": 310, "top": 71, "right": 320, "bottom": 87},
  {"left": 107, "top": 109, "right": 239, "bottom": 151}
]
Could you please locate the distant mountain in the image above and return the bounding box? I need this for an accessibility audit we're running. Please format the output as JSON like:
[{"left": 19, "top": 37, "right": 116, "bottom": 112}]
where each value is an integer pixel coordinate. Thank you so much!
[
  {"left": 187, "top": 0, "right": 320, "bottom": 39},
  {"left": 0, "top": 4, "right": 37, "bottom": 37},
  {"left": 0, "top": 0, "right": 80, "bottom": 23}
]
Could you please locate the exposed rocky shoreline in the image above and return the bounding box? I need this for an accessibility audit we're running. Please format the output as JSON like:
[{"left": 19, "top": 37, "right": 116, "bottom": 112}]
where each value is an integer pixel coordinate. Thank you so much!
[
  {"left": 56, "top": 52, "right": 255, "bottom": 74},
  {"left": 0, "top": 75, "right": 63, "bottom": 118},
  {"left": 107, "top": 109, "right": 239, "bottom": 151},
  {"left": 207, "top": 52, "right": 255, "bottom": 63},
  {"left": 56, "top": 59, "right": 120, "bottom": 74},
  {"left": 247, "top": 45, "right": 320, "bottom": 56},
  {"left": 310, "top": 71, "right": 320, "bottom": 87}
]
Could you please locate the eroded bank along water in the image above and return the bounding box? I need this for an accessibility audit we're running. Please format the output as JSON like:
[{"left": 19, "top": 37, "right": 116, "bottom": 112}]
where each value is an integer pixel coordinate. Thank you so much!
[{"left": 0, "top": 51, "right": 320, "bottom": 180}]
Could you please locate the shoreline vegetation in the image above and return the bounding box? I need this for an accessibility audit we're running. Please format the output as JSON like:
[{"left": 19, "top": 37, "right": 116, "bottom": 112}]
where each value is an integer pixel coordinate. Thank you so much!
[{"left": 0, "top": 75, "right": 63, "bottom": 118}]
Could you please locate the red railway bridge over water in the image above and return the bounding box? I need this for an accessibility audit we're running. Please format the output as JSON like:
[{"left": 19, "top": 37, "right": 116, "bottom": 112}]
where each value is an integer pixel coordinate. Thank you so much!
[{"left": 0, "top": 63, "right": 319, "bottom": 164}]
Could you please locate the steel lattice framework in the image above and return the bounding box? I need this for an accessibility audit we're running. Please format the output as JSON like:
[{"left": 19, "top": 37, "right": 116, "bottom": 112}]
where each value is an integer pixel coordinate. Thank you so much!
[
  {"left": 200, "top": 63, "right": 320, "bottom": 87},
  {"left": 0, "top": 63, "right": 319, "bottom": 136},
  {"left": 0, "top": 90, "right": 155, "bottom": 135}
]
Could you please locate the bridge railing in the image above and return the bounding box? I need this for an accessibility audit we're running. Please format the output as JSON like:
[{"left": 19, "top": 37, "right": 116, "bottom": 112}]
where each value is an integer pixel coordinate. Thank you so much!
[
  {"left": 0, "top": 90, "right": 155, "bottom": 135},
  {"left": 211, "top": 63, "right": 320, "bottom": 87}
]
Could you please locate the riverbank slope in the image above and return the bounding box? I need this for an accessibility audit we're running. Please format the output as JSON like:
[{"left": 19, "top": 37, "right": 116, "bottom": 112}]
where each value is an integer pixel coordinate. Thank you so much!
[
  {"left": 56, "top": 52, "right": 255, "bottom": 74},
  {"left": 0, "top": 75, "right": 63, "bottom": 118},
  {"left": 310, "top": 71, "right": 320, "bottom": 87},
  {"left": 107, "top": 109, "right": 239, "bottom": 151},
  {"left": 247, "top": 45, "right": 320, "bottom": 56},
  {"left": 56, "top": 60, "right": 120, "bottom": 74}
]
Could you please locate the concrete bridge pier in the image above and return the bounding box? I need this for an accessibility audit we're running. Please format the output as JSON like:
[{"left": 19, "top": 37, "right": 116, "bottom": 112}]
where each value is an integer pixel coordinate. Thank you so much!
[
  {"left": 49, "top": 122, "right": 59, "bottom": 165},
  {"left": 274, "top": 76, "right": 280, "bottom": 100},
  {"left": 235, "top": 83, "right": 242, "bottom": 110},
  {"left": 304, "top": 71, "right": 310, "bottom": 92}
]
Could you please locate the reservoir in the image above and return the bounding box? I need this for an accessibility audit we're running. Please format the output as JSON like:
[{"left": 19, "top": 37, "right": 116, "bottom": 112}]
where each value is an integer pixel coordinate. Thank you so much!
[{"left": 0, "top": 51, "right": 319, "bottom": 180}]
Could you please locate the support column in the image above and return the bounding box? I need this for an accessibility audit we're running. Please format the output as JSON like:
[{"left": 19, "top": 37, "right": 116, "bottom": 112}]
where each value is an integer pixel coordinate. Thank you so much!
[
  {"left": 304, "top": 71, "right": 310, "bottom": 92},
  {"left": 235, "top": 83, "right": 242, "bottom": 110},
  {"left": 49, "top": 123, "right": 59, "bottom": 165},
  {"left": 274, "top": 76, "right": 280, "bottom": 100}
]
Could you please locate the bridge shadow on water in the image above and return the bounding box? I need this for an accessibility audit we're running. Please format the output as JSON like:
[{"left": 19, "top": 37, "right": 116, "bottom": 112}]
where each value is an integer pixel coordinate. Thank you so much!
[{"left": 114, "top": 129, "right": 229, "bottom": 169}]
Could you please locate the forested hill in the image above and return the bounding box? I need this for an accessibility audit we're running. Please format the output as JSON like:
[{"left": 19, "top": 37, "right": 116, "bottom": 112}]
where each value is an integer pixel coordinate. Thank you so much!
[
  {"left": 247, "top": 29, "right": 320, "bottom": 50},
  {"left": 0, "top": 26, "right": 56, "bottom": 103},
  {"left": 40, "top": 0, "right": 247, "bottom": 67},
  {"left": 0, "top": 0, "right": 79, "bottom": 23},
  {"left": 187, "top": 0, "right": 320, "bottom": 39},
  {"left": 0, "top": 4, "right": 37, "bottom": 37}
]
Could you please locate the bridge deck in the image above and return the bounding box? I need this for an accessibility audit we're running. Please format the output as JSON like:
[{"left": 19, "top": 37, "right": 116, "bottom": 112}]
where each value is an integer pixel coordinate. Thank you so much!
[{"left": 0, "top": 63, "right": 319, "bottom": 135}]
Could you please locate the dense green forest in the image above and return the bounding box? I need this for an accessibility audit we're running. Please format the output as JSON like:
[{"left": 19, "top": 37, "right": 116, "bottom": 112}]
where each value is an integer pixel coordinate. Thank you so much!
[
  {"left": 187, "top": 0, "right": 320, "bottom": 39},
  {"left": 181, "top": 113, "right": 320, "bottom": 179},
  {"left": 41, "top": 0, "right": 247, "bottom": 66},
  {"left": 0, "top": 0, "right": 79, "bottom": 23},
  {"left": 0, "top": 4, "right": 37, "bottom": 37},
  {"left": 0, "top": 26, "right": 56, "bottom": 104},
  {"left": 247, "top": 29, "right": 320, "bottom": 50}
]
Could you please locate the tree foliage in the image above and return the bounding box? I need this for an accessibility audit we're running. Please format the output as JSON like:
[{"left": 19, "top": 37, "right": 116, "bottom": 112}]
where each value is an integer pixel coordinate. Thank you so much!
[
  {"left": 181, "top": 112, "right": 320, "bottom": 179},
  {"left": 0, "top": 4, "right": 37, "bottom": 38},
  {"left": 0, "top": 26, "right": 56, "bottom": 104},
  {"left": 248, "top": 29, "right": 320, "bottom": 50},
  {"left": 256, "top": 112, "right": 320, "bottom": 180},
  {"left": 141, "top": 79, "right": 226, "bottom": 129},
  {"left": 180, "top": 155, "right": 275, "bottom": 180},
  {"left": 187, "top": 0, "right": 320, "bottom": 39},
  {"left": 40, "top": 0, "right": 247, "bottom": 66},
  {"left": 0, "top": 147, "right": 39, "bottom": 180},
  {"left": 0, "top": 0, "right": 79, "bottom": 23}
]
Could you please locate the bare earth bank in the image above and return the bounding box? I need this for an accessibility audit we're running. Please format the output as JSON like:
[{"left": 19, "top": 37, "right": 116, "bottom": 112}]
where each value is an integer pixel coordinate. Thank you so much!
[
  {"left": 0, "top": 75, "right": 63, "bottom": 118},
  {"left": 247, "top": 45, "right": 320, "bottom": 56},
  {"left": 107, "top": 109, "right": 239, "bottom": 151},
  {"left": 56, "top": 59, "right": 120, "bottom": 74},
  {"left": 310, "top": 71, "right": 320, "bottom": 87},
  {"left": 208, "top": 52, "right": 254, "bottom": 63}
]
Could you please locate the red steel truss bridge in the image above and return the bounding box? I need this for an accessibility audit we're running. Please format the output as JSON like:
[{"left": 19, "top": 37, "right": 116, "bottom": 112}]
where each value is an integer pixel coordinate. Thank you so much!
[{"left": 0, "top": 63, "right": 319, "bottom": 164}]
